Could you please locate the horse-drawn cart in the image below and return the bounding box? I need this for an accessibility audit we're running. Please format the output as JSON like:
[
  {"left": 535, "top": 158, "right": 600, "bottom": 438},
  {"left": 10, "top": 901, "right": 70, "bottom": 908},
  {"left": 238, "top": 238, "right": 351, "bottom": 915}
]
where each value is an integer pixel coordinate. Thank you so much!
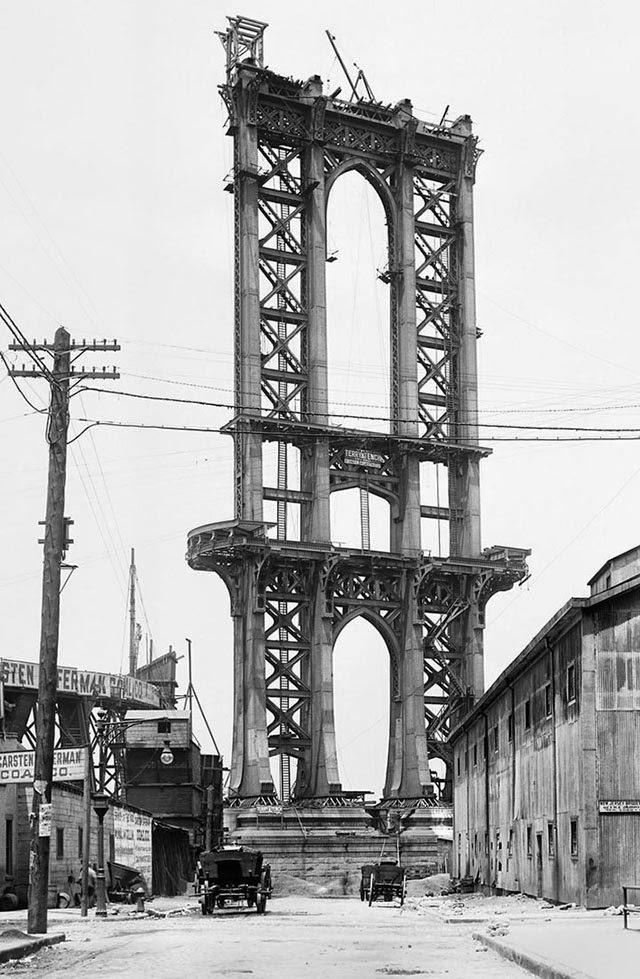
[
  {"left": 196, "top": 846, "right": 272, "bottom": 915},
  {"left": 360, "top": 861, "right": 407, "bottom": 906}
]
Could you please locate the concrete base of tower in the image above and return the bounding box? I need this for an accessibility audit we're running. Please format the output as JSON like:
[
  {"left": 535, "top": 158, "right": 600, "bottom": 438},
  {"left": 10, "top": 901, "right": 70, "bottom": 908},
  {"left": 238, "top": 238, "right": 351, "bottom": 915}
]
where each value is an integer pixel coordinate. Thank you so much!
[{"left": 223, "top": 801, "right": 452, "bottom": 893}]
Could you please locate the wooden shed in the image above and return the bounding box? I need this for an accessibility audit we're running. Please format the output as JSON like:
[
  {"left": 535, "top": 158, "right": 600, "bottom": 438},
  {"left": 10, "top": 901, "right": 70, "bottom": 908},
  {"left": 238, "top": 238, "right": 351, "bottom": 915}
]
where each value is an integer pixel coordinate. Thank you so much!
[{"left": 452, "top": 546, "right": 640, "bottom": 908}]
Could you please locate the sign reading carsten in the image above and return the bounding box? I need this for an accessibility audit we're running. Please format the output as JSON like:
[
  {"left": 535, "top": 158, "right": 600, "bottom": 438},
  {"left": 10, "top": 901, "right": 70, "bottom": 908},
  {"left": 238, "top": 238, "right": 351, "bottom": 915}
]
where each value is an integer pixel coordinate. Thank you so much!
[
  {"left": 0, "top": 747, "right": 86, "bottom": 783},
  {"left": 0, "top": 659, "right": 160, "bottom": 707}
]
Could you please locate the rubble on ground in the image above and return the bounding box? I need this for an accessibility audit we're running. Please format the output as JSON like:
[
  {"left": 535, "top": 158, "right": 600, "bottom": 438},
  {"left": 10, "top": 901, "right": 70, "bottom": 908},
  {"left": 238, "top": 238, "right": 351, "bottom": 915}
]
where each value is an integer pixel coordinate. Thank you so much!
[{"left": 402, "top": 879, "right": 588, "bottom": 921}]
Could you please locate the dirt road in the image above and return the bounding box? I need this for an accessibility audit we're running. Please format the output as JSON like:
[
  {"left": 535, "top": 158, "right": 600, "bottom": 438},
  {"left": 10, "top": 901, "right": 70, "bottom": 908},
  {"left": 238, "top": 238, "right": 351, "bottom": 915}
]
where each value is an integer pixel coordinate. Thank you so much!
[{"left": 2, "top": 896, "right": 531, "bottom": 978}]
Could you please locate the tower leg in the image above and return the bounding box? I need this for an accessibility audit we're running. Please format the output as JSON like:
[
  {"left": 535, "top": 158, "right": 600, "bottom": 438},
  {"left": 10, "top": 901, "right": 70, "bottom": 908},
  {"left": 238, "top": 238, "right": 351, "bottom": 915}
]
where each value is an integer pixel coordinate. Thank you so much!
[
  {"left": 385, "top": 575, "right": 432, "bottom": 798},
  {"left": 296, "top": 565, "right": 342, "bottom": 798},
  {"left": 228, "top": 568, "right": 275, "bottom": 798}
]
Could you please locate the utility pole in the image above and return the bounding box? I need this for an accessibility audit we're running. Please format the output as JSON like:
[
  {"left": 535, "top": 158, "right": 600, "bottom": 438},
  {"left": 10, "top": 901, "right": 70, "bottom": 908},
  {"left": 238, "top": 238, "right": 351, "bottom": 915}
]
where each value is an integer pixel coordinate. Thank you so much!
[{"left": 9, "top": 328, "right": 119, "bottom": 934}]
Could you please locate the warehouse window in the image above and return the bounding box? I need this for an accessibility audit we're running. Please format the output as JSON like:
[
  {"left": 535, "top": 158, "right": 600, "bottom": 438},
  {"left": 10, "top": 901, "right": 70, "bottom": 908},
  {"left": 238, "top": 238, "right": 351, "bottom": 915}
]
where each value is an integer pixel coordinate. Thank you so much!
[
  {"left": 473, "top": 742, "right": 477, "bottom": 767},
  {"left": 507, "top": 713, "right": 514, "bottom": 743},
  {"left": 547, "top": 823, "right": 555, "bottom": 857},
  {"left": 493, "top": 725, "right": 499, "bottom": 752},
  {"left": 567, "top": 663, "right": 576, "bottom": 704},
  {"left": 464, "top": 749, "right": 468, "bottom": 772},
  {"left": 570, "top": 818, "right": 578, "bottom": 856},
  {"left": 526, "top": 825, "right": 532, "bottom": 857},
  {"left": 5, "top": 819, "right": 13, "bottom": 877},
  {"left": 524, "top": 698, "right": 531, "bottom": 730},
  {"left": 56, "top": 828, "right": 64, "bottom": 861},
  {"left": 545, "top": 683, "right": 552, "bottom": 717},
  {"left": 157, "top": 720, "right": 171, "bottom": 734},
  {"left": 456, "top": 755, "right": 460, "bottom": 777},
  {"left": 78, "top": 826, "right": 83, "bottom": 860},
  {"left": 507, "top": 828, "right": 514, "bottom": 857}
]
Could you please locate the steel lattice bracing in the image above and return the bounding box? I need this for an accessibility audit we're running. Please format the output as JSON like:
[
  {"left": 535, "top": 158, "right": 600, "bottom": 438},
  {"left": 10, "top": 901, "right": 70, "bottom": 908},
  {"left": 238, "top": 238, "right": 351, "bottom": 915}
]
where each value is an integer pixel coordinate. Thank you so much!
[{"left": 188, "top": 18, "right": 529, "bottom": 804}]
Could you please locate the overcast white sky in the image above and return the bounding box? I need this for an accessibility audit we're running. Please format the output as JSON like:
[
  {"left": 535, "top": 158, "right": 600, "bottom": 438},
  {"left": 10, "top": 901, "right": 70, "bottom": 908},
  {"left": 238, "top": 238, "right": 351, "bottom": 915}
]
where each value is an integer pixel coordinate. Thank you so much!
[{"left": 1, "top": 1, "right": 639, "bottom": 798}]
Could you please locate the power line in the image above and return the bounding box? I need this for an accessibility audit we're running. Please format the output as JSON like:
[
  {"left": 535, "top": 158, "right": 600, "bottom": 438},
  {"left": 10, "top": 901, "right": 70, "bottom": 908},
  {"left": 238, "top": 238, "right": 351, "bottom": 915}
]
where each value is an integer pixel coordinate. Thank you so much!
[
  {"left": 70, "top": 415, "right": 640, "bottom": 444},
  {"left": 0, "top": 305, "right": 57, "bottom": 384},
  {"left": 78, "top": 385, "right": 640, "bottom": 434},
  {"left": 0, "top": 349, "right": 47, "bottom": 414}
]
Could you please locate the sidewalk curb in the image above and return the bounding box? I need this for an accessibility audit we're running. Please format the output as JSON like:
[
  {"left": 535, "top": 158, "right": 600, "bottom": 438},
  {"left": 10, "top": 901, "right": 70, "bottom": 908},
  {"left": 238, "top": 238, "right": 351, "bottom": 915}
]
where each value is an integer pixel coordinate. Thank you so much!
[
  {"left": 472, "top": 931, "right": 595, "bottom": 979},
  {"left": 0, "top": 930, "right": 65, "bottom": 964}
]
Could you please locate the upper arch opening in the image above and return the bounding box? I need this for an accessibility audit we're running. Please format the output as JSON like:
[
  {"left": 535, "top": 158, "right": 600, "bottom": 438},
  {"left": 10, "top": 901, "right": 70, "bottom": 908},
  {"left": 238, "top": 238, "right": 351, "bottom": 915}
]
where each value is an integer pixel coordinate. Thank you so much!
[{"left": 325, "top": 169, "right": 391, "bottom": 436}]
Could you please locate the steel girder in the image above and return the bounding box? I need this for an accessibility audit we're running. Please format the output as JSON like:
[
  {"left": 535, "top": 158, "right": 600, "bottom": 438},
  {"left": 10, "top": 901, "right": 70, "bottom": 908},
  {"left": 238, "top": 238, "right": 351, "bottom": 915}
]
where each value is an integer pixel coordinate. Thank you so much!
[{"left": 187, "top": 523, "right": 529, "bottom": 801}]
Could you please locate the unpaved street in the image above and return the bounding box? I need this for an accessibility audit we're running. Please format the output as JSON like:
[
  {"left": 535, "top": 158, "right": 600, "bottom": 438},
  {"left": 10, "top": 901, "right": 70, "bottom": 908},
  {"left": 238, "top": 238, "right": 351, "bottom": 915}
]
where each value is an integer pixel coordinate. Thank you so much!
[{"left": 2, "top": 897, "right": 530, "bottom": 979}]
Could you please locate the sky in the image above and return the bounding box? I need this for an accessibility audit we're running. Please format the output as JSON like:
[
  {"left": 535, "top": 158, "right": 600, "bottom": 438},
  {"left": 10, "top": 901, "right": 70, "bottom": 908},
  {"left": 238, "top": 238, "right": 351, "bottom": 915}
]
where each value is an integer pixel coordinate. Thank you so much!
[{"left": 1, "top": 0, "right": 639, "bottom": 799}]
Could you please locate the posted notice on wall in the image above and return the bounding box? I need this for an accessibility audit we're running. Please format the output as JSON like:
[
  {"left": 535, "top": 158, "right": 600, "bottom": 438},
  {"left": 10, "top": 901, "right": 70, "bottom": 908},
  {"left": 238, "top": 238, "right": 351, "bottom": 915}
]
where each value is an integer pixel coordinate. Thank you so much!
[
  {"left": 0, "top": 747, "right": 86, "bottom": 784},
  {"left": 39, "top": 803, "right": 52, "bottom": 837},
  {"left": 113, "top": 808, "right": 153, "bottom": 892}
]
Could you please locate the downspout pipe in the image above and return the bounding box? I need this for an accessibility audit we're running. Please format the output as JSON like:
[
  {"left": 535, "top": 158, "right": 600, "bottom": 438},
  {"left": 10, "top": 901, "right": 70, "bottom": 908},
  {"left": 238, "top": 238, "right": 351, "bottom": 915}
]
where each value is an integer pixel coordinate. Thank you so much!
[
  {"left": 484, "top": 712, "right": 490, "bottom": 889},
  {"left": 546, "top": 637, "right": 560, "bottom": 904}
]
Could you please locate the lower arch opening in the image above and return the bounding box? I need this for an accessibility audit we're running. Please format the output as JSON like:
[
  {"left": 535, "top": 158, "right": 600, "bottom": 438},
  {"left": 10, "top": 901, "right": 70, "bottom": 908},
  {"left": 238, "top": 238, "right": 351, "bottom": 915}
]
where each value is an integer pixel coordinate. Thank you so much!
[{"left": 333, "top": 616, "right": 390, "bottom": 800}]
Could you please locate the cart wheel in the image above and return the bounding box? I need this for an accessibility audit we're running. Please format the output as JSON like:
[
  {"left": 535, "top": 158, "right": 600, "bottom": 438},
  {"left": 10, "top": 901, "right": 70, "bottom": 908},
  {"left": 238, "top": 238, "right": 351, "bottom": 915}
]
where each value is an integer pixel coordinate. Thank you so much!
[
  {"left": 216, "top": 896, "right": 226, "bottom": 909},
  {"left": 247, "top": 893, "right": 255, "bottom": 907},
  {"left": 201, "top": 900, "right": 207, "bottom": 916},
  {"left": 368, "top": 873, "right": 375, "bottom": 907},
  {"left": 256, "top": 888, "right": 267, "bottom": 914}
]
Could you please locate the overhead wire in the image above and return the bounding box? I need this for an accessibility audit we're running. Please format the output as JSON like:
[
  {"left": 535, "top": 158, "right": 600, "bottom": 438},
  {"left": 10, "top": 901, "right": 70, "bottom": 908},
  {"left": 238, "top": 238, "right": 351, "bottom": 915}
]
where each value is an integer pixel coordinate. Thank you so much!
[
  {"left": 76, "top": 385, "right": 640, "bottom": 434},
  {"left": 0, "top": 303, "right": 57, "bottom": 384},
  {"left": 66, "top": 414, "right": 640, "bottom": 444},
  {"left": 0, "top": 348, "right": 47, "bottom": 414},
  {"left": 69, "top": 433, "right": 129, "bottom": 597},
  {"left": 76, "top": 391, "right": 131, "bottom": 581},
  {"left": 116, "top": 368, "right": 640, "bottom": 418}
]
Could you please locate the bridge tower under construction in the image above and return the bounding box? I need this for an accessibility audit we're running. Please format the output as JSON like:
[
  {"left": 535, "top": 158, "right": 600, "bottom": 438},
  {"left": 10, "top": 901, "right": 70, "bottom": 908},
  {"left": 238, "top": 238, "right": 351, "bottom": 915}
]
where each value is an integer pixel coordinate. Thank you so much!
[{"left": 187, "top": 16, "right": 529, "bottom": 806}]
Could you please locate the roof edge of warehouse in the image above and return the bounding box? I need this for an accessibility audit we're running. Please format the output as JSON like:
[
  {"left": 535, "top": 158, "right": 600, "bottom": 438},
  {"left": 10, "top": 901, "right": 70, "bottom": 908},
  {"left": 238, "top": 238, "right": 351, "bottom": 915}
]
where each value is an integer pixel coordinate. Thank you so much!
[{"left": 450, "top": 554, "right": 640, "bottom": 740}]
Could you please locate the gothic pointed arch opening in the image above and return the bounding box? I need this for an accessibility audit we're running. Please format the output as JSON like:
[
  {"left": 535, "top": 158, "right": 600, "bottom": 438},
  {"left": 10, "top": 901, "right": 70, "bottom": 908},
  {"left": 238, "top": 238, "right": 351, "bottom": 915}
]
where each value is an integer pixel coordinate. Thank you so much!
[
  {"left": 333, "top": 614, "right": 391, "bottom": 800},
  {"left": 326, "top": 167, "right": 392, "bottom": 435},
  {"left": 326, "top": 166, "right": 394, "bottom": 553}
]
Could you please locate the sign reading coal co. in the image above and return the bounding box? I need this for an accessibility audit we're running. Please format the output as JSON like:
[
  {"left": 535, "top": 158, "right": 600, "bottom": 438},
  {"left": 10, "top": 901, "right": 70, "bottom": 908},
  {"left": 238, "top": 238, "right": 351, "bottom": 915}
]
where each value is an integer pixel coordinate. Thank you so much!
[
  {"left": 0, "top": 748, "right": 86, "bottom": 784},
  {"left": 344, "top": 449, "right": 385, "bottom": 470},
  {"left": 599, "top": 800, "right": 640, "bottom": 814}
]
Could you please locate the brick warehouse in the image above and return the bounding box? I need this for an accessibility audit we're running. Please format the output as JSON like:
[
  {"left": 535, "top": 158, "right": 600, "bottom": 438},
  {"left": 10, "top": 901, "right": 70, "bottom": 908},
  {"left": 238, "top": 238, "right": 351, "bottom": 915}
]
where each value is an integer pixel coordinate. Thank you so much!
[
  {"left": 452, "top": 545, "right": 640, "bottom": 908},
  {"left": 0, "top": 779, "right": 188, "bottom": 907}
]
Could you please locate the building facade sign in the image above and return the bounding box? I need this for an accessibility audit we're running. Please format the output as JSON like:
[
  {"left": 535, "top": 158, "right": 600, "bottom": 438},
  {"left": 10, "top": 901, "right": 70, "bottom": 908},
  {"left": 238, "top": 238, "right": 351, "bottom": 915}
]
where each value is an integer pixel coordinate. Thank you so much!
[
  {"left": 113, "top": 808, "right": 153, "bottom": 890},
  {"left": 0, "top": 658, "right": 160, "bottom": 708},
  {"left": 0, "top": 748, "right": 86, "bottom": 783},
  {"left": 599, "top": 800, "right": 640, "bottom": 814}
]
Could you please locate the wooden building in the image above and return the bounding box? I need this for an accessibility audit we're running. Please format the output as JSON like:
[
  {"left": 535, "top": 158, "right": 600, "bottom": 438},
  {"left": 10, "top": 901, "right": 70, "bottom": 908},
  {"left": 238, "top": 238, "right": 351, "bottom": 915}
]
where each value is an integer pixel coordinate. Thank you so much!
[
  {"left": 452, "top": 546, "right": 640, "bottom": 907},
  {"left": 124, "top": 710, "right": 222, "bottom": 847}
]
